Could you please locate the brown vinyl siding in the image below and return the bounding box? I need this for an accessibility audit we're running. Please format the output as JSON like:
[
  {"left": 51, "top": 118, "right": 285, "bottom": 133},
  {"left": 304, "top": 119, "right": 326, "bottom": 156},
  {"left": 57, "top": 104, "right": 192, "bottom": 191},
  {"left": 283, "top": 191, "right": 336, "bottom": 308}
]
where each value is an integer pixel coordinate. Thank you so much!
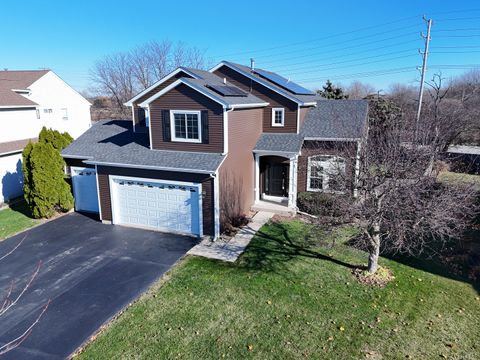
[
  {"left": 219, "top": 108, "right": 263, "bottom": 216},
  {"left": 297, "top": 140, "right": 357, "bottom": 193},
  {"left": 298, "top": 106, "right": 310, "bottom": 130},
  {"left": 149, "top": 84, "right": 224, "bottom": 153},
  {"left": 64, "top": 158, "right": 94, "bottom": 169},
  {"left": 132, "top": 71, "right": 193, "bottom": 126},
  {"left": 97, "top": 166, "right": 214, "bottom": 236},
  {"left": 213, "top": 65, "right": 299, "bottom": 133}
]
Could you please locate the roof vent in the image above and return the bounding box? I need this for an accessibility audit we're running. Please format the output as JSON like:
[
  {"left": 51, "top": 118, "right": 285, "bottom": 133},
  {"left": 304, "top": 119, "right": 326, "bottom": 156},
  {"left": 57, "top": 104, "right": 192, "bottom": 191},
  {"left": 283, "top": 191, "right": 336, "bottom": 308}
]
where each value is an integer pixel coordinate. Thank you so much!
[
  {"left": 250, "top": 58, "right": 255, "bottom": 72},
  {"left": 223, "top": 77, "right": 227, "bottom": 84}
]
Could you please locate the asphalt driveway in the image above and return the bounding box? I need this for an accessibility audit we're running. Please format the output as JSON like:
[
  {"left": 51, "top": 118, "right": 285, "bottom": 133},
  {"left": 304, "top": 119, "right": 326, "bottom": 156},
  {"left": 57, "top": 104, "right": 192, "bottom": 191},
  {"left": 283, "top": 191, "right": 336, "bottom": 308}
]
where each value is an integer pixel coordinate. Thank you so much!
[{"left": 0, "top": 212, "right": 198, "bottom": 359}]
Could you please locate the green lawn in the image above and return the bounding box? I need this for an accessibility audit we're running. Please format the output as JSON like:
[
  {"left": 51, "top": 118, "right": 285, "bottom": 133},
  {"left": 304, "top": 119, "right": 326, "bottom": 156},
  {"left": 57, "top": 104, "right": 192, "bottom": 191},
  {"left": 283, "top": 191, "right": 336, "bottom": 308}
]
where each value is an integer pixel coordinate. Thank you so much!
[
  {"left": 0, "top": 201, "right": 39, "bottom": 240},
  {"left": 79, "top": 220, "right": 480, "bottom": 359}
]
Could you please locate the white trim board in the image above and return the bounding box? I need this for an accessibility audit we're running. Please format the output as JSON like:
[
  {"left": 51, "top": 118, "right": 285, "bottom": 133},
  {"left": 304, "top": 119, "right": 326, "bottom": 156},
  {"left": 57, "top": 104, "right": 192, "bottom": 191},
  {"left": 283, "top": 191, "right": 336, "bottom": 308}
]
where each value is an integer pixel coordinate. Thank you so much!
[
  {"left": 139, "top": 78, "right": 230, "bottom": 109},
  {"left": 124, "top": 67, "right": 200, "bottom": 106},
  {"left": 209, "top": 61, "right": 313, "bottom": 106},
  {"left": 271, "top": 107, "right": 285, "bottom": 127},
  {"left": 108, "top": 174, "right": 203, "bottom": 237},
  {"left": 170, "top": 110, "right": 202, "bottom": 143},
  {"left": 83, "top": 160, "right": 216, "bottom": 175}
]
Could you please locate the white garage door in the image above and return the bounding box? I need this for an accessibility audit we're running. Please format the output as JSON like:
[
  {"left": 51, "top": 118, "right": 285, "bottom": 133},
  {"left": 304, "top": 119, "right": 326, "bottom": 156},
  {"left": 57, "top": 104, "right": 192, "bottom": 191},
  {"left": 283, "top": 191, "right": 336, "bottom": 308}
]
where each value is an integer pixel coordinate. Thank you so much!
[
  {"left": 110, "top": 177, "right": 201, "bottom": 236},
  {"left": 71, "top": 167, "right": 99, "bottom": 213}
]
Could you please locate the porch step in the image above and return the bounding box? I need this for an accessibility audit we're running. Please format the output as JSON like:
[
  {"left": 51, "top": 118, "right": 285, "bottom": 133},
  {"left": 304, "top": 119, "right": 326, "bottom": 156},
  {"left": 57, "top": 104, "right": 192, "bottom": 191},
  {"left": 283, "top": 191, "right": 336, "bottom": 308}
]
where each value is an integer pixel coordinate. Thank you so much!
[{"left": 251, "top": 201, "right": 296, "bottom": 216}]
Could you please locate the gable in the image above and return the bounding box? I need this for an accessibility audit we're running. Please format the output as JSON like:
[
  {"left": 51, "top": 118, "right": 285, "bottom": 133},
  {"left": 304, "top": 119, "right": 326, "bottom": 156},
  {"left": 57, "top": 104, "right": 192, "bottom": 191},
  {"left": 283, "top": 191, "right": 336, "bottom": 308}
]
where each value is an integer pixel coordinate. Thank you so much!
[{"left": 133, "top": 70, "right": 194, "bottom": 106}]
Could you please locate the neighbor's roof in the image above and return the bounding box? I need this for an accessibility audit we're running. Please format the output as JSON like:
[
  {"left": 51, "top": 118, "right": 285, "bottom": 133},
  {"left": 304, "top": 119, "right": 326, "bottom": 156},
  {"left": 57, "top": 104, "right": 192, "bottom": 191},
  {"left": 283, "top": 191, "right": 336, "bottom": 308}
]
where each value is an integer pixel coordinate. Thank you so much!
[
  {"left": 61, "top": 120, "right": 225, "bottom": 173},
  {"left": 300, "top": 100, "right": 368, "bottom": 139},
  {"left": 0, "top": 137, "right": 37, "bottom": 156},
  {"left": 215, "top": 61, "right": 321, "bottom": 105},
  {"left": 0, "top": 70, "right": 49, "bottom": 107},
  {"left": 254, "top": 133, "right": 304, "bottom": 154}
]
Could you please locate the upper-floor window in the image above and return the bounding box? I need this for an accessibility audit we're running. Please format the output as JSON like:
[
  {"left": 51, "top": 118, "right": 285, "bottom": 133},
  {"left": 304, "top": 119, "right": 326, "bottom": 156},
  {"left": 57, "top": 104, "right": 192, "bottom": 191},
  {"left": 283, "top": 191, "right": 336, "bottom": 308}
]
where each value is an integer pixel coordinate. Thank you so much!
[
  {"left": 170, "top": 110, "right": 201, "bottom": 143},
  {"left": 272, "top": 108, "right": 285, "bottom": 127},
  {"left": 61, "top": 108, "right": 68, "bottom": 120},
  {"left": 307, "top": 155, "right": 346, "bottom": 192},
  {"left": 43, "top": 108, "right": 53, "bottom": 113},
  {"left": 144, "top": 108, "right": 150, "bottom": 127}
]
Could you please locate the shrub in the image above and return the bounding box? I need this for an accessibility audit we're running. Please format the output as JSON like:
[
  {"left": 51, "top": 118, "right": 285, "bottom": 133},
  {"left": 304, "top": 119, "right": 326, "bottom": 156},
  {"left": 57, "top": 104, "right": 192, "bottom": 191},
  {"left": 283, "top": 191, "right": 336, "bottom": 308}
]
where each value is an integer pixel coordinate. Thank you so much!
[
  {"left": 22, "top": 128, "right": 74, "bottom": 218},
  {"left": 38, "top": 126, "right": 73, "bottom": 151},
  {"left": 297, "top": 191, "right": 351, "bottom": 218}
]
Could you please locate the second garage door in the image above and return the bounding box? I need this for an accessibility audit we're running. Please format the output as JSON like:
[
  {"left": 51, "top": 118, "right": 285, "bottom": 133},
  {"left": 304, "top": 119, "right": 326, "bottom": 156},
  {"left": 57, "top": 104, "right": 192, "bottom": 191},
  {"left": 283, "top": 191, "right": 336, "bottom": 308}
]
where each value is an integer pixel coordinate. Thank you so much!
[{"left": 110, "top": 177, "right": 202, "bottom": 236}]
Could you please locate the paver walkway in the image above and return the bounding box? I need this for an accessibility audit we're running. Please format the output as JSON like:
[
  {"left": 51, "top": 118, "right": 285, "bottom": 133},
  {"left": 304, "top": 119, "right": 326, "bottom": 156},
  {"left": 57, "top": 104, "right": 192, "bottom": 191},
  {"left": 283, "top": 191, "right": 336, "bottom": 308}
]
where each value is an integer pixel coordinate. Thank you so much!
[{"left": 188, "top": 211, "right": 274, "bottom": 262}]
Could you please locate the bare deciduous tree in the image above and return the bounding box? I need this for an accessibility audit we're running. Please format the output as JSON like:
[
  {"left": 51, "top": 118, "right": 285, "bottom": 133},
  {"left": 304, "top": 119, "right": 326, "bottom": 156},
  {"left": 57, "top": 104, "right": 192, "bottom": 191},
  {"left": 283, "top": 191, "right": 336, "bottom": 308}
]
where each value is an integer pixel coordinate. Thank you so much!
[
  {"left": 90, "top": 40, "right": 209, "bottom": 118},
  {"left": 300, "top": 96, "right": 478, "bottom": 274},
  {"left": 0, "top": 237, "right": 49, "bottom": 355},
  {"left": 345, "top": 80, "right": 376, "bottom": 99}
]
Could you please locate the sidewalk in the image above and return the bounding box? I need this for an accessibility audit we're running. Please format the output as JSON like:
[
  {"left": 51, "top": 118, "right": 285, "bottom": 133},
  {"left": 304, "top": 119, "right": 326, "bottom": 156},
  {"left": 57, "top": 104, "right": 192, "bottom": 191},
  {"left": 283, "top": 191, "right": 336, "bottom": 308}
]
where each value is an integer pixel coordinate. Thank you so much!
[{"left": 187, "top": 211, "right": 274, "bottom": 262}]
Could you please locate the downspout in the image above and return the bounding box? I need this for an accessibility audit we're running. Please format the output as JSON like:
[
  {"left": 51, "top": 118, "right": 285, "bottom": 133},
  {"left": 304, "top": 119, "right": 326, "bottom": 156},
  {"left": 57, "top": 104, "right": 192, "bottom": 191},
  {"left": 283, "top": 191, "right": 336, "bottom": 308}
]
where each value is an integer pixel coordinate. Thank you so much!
[{"left": 210, "top": 172, "right": 221, "bottom": 241}]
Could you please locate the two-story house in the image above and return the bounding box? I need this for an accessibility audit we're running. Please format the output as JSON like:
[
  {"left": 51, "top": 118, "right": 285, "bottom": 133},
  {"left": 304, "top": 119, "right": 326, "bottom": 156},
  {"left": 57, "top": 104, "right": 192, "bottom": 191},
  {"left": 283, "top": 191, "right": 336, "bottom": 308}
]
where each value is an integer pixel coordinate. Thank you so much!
[
  {"left": 0, "top": 70, "right": 92, "bottom": 204},
  {"left": 62, "top": 61, "right": 367, "bottom": 239}
]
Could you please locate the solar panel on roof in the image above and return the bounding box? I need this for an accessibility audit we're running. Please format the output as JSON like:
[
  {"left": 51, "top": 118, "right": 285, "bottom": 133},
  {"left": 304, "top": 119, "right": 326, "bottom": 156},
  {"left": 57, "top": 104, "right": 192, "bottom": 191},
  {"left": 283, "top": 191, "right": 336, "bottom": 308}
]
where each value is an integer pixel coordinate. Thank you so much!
[
  {"left": 208, "top": 85, "right": 247, "bottom": 97},
  {"left": 254, "top": 69, "right": 315, "bottom": 95}
]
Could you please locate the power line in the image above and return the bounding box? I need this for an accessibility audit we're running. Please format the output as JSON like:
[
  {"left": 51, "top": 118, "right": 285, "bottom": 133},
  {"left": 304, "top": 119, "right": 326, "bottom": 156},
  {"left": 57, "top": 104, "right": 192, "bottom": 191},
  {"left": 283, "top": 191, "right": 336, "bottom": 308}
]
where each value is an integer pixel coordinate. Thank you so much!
[
  {"left": 284, "top": 54, "right": 418, "bottom": 77},
  {"left": 255, "top": 31, "right": 420, "bottom": 68},
  {"left": 266, "top": 39, "right": 420, "bottom": 72},
  {"left": 295, "top": 67, "right": 417, "bottom": 83},
  {"left": 434, "top": 34, "right": 480, "bottom": 38},
  {"left": 250, "top": 25, "right": 421, "bottom": 61},
  {"left": 209, "top": 16, "right": 421, "bottom": 58},
  {"left": 275, "top": 48, "right": 417, "bottom": 74}
]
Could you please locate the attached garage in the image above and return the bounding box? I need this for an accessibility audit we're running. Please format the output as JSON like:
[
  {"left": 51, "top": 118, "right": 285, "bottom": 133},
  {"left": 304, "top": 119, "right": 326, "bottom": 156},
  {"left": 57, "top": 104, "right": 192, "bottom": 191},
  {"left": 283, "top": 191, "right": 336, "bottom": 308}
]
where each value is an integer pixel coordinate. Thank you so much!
[
  {"left": 71, "top": 167, "right": 99, "bottom": 214},
  {"left": 109, "top": 176, "right": 202, "bottom": 237}
]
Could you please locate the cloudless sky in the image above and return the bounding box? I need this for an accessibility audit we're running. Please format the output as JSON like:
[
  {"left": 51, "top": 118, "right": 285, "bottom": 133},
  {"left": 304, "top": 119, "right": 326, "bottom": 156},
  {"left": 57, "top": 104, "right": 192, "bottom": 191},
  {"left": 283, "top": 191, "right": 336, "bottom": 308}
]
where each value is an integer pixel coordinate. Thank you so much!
[{"left": 1, "top": 0, "right": 479, "bottom": 92}]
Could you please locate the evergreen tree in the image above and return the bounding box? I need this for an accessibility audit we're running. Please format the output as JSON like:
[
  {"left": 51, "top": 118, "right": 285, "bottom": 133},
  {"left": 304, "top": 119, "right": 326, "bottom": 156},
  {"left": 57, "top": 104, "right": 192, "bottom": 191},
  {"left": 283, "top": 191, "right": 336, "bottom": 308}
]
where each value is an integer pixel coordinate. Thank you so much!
[
  {"left": 22, "top": 128, "right": 74, "bottom": 218},
  {"left": 317, "top": 80, "right": 349, "bottom": 99}
]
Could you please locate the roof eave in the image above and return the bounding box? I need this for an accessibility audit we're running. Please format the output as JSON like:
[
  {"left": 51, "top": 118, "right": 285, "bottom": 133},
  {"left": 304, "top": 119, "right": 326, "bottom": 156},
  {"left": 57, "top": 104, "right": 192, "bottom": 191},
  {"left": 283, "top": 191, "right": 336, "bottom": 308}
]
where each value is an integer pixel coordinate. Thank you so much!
[
  {"left": 124, "top": 67, "right": 200, "bottom": 106},
  {"left": 210, "top": 61, "right": 305, "bottom": 105},
  {"left": 82, "top": 160, "right": 217, "bottom": 175}
]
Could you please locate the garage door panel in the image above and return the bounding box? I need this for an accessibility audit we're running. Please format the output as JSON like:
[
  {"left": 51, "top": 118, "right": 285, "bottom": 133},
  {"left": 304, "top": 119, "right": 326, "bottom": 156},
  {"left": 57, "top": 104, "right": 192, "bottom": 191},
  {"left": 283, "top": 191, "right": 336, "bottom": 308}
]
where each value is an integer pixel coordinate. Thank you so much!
[
  {"left": 111, "top": 178, "right": 200, "bottom": 236},
  {"left": 72, "top": 168, "right": 99, "bottom": 214}
]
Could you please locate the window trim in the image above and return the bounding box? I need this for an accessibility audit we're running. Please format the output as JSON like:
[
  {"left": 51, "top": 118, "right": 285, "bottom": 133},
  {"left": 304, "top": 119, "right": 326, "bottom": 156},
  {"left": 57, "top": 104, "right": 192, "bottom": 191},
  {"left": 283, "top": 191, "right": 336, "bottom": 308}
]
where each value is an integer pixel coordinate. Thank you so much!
[
  {"left": 170, "top": 110, "right": 202, "bottom": 143},
  {"left": 307, "top": 155, "right": 346, "bottom": 193},
  {"left": 61, "top": 108, "right": 68, "bottom": 120},
  {"left": 271, "top": 107, "right": 285, "bottom": 127}
]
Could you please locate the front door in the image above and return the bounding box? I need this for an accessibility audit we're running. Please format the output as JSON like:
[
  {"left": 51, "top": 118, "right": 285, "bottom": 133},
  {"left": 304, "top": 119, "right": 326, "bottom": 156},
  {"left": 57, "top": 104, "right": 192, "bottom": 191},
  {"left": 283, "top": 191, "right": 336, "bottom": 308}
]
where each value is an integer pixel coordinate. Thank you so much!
[{"left": 265, "top": 163, "right": 289, "bottom": 197}]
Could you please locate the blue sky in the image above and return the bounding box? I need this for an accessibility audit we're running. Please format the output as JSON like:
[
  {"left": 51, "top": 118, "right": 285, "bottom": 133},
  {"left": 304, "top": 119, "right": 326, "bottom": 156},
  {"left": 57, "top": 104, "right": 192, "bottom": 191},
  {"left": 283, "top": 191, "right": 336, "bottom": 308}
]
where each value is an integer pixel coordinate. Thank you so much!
[{"left": 1, "top": 0, "right": 479, "bottom": 93}]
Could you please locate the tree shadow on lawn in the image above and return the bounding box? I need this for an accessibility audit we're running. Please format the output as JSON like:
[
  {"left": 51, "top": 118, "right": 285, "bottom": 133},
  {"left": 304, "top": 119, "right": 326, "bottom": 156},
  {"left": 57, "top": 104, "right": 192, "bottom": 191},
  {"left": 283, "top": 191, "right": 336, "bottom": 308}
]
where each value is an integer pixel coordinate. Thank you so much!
[
  {"left": 237, "top": 221, "right": 360, "bottom": 276},
  {"left": 358, "top": 212, "right": 480, "bottom": 295},
  {"left": 7, "top": 199, "right": 34, "bottom": 218}
]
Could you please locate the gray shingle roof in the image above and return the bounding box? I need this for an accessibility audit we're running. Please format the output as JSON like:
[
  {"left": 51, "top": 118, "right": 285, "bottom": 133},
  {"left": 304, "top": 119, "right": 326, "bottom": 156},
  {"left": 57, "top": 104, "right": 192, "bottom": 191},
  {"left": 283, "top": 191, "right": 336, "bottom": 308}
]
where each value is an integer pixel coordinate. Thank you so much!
[
  {"left": 254, "top": 133, "right": 304, "bottom": 153},
  {"left": 300, "top": 100, "right": 368, "bottom": 139},
  {"left": 61, "top": 120, "right": 225, "bottom": 173},
  {"left": 222, "top": 61, "right": 321, "bottom": 105}
]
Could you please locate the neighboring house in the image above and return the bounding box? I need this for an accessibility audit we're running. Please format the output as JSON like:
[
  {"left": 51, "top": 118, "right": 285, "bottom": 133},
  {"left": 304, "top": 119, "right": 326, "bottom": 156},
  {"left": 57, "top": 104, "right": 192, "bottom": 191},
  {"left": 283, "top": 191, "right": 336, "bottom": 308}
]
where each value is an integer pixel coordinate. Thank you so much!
[
  {"left": 0, "top": 70, "right": 92, "bottom": 204},
  {"left": 62, "top": 61, "right": 367, "bottom": 239}
]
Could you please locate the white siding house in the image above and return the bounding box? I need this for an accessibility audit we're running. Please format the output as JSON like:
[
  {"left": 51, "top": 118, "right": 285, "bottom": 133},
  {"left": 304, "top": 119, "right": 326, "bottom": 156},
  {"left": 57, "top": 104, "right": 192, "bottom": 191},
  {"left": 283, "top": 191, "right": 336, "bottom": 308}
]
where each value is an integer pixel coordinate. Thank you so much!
[{"left": 0, "top": 70, "right": 91, "bottom": 204}]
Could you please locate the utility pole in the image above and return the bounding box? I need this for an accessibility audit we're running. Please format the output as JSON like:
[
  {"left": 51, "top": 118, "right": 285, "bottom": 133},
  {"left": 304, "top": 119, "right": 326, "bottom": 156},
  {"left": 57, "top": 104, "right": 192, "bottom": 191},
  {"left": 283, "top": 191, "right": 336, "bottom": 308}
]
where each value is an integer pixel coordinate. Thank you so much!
[{"left": 415, "top": 16, "right": 433, "bottom": 140}]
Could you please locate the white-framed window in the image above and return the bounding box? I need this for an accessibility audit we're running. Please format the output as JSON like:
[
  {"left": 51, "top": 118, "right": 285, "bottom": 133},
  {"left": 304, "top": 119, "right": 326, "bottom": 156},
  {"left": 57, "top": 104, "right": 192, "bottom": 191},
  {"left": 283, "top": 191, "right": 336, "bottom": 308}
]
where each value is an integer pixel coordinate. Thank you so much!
[
  {"left": 144, "top": 107, "right": 150, "bottom": 127},
  {"left": 307, "top": 155, "right": 346, "bottom": 192},
  {"left": 170, "top": 110, "right": 201, "bottom": 143},
  {"left": 271, "top": 108, "right": 285, "bottom": 127},
  {"left": 61, "top": 108, "right": 68, "bottom": 120},
  {"left": 43, "top": 108, "right": 53, "bottom": 113},
  {"left": 36, "top": 109, "right": 40, "bottom": 119}
]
